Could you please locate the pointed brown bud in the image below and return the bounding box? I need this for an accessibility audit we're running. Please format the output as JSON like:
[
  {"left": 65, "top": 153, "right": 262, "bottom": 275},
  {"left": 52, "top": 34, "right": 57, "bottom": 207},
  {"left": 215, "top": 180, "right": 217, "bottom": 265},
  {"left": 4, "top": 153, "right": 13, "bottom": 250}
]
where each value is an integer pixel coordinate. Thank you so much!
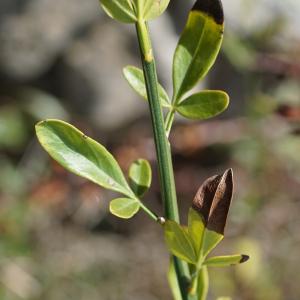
[
  {"left": 192, "top": 174, "right": 222, "bottom": 224},
  {"left": 192, "top": 169, "right": 233, "bottom": 234}
]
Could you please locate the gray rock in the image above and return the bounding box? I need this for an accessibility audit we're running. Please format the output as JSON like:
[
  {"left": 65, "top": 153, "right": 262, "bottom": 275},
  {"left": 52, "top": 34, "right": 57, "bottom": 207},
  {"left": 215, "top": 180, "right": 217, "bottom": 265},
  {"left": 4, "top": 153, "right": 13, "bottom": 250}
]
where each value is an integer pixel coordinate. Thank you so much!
[{"left": 0, "top": 0, "right": 100, "bottom": 79}]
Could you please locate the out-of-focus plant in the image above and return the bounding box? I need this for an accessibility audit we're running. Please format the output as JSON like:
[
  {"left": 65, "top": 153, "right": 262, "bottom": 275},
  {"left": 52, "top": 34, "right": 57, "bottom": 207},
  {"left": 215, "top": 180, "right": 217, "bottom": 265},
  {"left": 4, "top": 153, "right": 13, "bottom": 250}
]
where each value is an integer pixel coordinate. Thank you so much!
[{"left": 35, "top": 0, "right": 249, "bottom": 299}]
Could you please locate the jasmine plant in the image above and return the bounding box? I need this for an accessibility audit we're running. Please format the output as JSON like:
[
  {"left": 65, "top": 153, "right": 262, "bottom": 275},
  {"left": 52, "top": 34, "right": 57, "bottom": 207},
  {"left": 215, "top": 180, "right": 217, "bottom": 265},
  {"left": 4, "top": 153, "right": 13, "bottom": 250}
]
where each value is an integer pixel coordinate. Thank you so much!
[{"left": 35, "top": 0, "right": 249, "bottom": 299}]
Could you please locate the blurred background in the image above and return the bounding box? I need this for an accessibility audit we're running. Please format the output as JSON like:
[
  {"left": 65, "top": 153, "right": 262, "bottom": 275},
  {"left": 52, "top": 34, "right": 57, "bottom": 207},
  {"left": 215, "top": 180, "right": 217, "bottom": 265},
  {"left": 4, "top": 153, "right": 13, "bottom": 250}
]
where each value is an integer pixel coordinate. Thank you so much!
[{"left": 0, "top": 0, "right": 299, "bottom": 299}]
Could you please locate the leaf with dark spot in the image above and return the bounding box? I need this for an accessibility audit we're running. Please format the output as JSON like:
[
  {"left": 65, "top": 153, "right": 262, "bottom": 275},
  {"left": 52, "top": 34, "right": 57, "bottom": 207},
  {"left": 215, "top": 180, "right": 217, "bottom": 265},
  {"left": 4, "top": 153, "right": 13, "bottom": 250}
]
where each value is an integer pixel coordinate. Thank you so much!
[
  {"left": 172, "top": 0, "right": 225, "bottom": 100},
  {"left": 203, "top": 254, "right": 249, "bottom": 267},
  {"left": 192, "top": 0, "right": 224, "bottom": 25}
]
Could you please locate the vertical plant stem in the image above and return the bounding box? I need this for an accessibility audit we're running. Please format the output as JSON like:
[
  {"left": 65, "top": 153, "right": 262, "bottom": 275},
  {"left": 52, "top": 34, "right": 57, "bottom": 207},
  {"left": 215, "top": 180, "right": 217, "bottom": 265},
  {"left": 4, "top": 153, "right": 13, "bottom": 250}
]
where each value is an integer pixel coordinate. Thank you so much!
[
  {"left": 188, "top": 266, "right": 199, "bottom": 296},
  {"left": 135, "top": 20, "right": 191, "bottom": 299},
  {"left": 198, "top": 267, "right": 209, "bottom": 300},
  {"left": 135, "top": 20, "right": 178, "bottom": 222}
]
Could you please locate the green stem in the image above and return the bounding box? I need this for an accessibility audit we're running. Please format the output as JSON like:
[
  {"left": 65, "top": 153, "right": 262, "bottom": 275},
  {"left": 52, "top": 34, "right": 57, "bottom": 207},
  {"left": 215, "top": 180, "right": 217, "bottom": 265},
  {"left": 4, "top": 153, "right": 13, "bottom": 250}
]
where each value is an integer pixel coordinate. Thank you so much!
[
  {"left": 138, "top": 200, "right": 159, "bottom": 222},
  {"left": 135, "top": 20, "right": 178, "bottom": 221},
  {"left": 135, "top": 20, "right": 191, "bottom": 299},
  {"left": 198, "top": 267, "right": 209, "bottom": 300},
  {"left": 188, "top": 266, "right": 199, "bottom": 296},
  {"left": 165, "top": 89, "right": 186, "bottom": 137}
]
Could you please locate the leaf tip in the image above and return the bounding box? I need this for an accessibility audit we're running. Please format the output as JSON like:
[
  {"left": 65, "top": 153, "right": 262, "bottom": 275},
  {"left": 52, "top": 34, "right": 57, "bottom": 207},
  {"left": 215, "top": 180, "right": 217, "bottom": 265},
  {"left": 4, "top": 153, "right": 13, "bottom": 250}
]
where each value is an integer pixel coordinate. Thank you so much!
[
  {"left": 192, "top": 0, "right": 224, "bottom": 25},
  {"left": 122, "top": 65, "right": 131, "bottom": 73},
  {"left": 240, "top": 254, "right": 250, "bottom": 264},
  {"left": 35, "top": 119, "right": 46, "bottom": 129},
  {"left": 225, "top": 168, "right": 233, "bottom": 181}
]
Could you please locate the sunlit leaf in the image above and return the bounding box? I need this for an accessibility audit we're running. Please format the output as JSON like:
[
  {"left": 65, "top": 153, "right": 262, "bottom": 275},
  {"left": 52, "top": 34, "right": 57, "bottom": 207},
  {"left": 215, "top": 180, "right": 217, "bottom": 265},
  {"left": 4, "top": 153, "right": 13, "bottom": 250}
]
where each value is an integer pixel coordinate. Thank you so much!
[
  {"left": 129, "top": 159, "right": 152, "bottom": 197},
  {"left": 202, "top": 230, "right": 223, "bottom": 258},
  {"left": 176, "top": 91, "right": 229, "bottom": 120},
  {"left": 99, "top": 0, "right": 137, "bottom": 23},
  {"left": 36, "top": 119, "right": 134, "bottom": 198},
  {"left": 173, "top": 0, "right": 224, "bottom": 100},
  {"left": 188, "top": 207, "right": 223, "bottom": 260},
  {"left": 203, "top": 254, "right": 250, "bottom": 267},
  {"left": 164, "top": 220, "right": 197, "bottom": 264},
  {"left": 110, "top": 197, "right": 140, "bottom": 218},
  {"left": 188, "top": 208, "right": 205, "bottom": 255},
  {"left": 136, "top": 0, "right": 170, "bottom": 20},
  {"left": 123, "top": 66, "right": 170, "bottom": 107}
]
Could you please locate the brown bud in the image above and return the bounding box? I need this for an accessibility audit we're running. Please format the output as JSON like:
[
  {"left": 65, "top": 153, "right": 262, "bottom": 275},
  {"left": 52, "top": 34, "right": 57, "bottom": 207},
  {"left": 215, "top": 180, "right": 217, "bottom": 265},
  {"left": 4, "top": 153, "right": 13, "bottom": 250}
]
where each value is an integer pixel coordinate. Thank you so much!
[{"left": 192, "top": 169, "right": 233, "bottom": 234}]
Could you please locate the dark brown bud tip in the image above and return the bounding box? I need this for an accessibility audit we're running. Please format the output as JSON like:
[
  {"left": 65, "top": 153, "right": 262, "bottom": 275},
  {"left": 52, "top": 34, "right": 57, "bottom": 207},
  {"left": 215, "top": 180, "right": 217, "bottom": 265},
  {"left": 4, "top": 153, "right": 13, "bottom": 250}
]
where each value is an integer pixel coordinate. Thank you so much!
[
  {"left": 207, "top": 168, "right": 233, "bottom": 234},
  {"left": 192, "top": 174, "right": 222, "bottom": 225},
  {"left": 240, "top": 254, "right": 250, "bottom": 264},
  {"left": 192, "top": 0, "right": 224, "bottom": 25}
]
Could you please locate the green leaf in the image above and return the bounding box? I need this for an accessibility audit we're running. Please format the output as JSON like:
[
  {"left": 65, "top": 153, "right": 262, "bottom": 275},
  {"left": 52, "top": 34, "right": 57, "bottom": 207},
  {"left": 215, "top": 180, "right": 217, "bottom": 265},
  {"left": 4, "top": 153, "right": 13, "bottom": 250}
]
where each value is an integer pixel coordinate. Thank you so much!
[
  {"left": 202, "top": 229, "right": 223, "bottom": 258},
  {"left": 99, "top": 0, "right": 137, "bottom": 23},
  {"left": 172, "top": 0, "right": 224, "bottom": 100},
  {"left": 164, "top": 220, "right": 197, "bottom": 264},
  {"left": 110, "top": 197, "right": 140, "bottom": 218},
  {"left": 216, "top": 297, "right": 232, "bottom": 300},
  {"left": 135, "top": 0, "right": 170, "bottom": 20},
  {"left": 188, "top": 208, "right": 205, "bottom": 255},
  {"left": 123, "top": 66, "right": 170, "bottom": 107},
  {"left": 99, "top": 0, "right": 170, "bottom": 23},
  {"left": 176, "top": 91, "right": 229, "bottom": 120},
  {"left": 188, "top": 208, "right": 223, "bottom": 259},
  {"left": 35, "top": 119, "right": 134, "bottom": 198},
  {"left": 129, "top": 159, "right": 152, "bottom": 197},
  {"left": 203, "top": 254, "right": 250, "bottom": 267},
  {"left": 168, "top": 258, "right": 183, "bottom": 300}
]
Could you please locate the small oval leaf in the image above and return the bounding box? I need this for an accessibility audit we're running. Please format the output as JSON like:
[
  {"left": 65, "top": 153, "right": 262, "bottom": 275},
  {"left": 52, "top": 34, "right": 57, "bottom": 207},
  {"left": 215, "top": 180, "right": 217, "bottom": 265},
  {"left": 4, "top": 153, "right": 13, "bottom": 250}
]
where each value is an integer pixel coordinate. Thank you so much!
[
  {"left": 176, "top": 91, "right": 229, "bottom": 120},
  {"left": 123, "top": 66, "right": 170, "bottom": 107},
  {"left": 129, "top": 159, "right": 152, "bottom": 197},
  {"left": 99, "top": 0, "right": 137, "bottom": 23},
  {"left": 35, "top": 119, "right": 134, "bottom": 198},
  {"left": 110, "top": 197, "right": 140, "bottom": 219},
  {"left": 203, "top": 254, "right": 250, "bottom": 267},
  {"left": 138, "top": 0, "right": 170, "bottom": 21},
  {"left": 164, "top": 220, "right": 197, "bottom": 265},
  {"left": 172, "top": 0, "right": 224, "bottom": 100}
]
